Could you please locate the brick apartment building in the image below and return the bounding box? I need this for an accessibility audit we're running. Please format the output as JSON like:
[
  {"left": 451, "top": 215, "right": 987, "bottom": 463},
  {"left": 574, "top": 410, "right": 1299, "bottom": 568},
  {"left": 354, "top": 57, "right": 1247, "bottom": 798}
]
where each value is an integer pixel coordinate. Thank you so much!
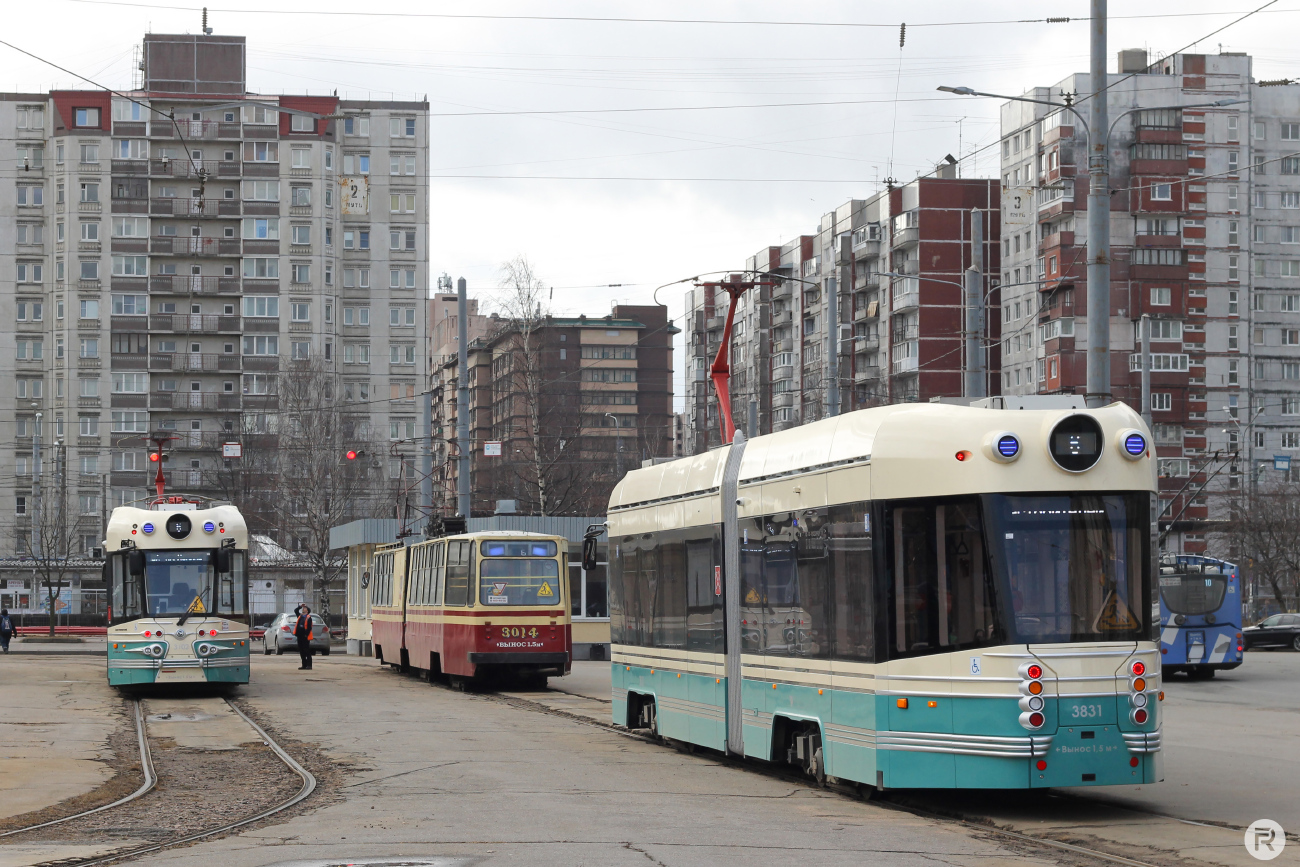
[
  {"left": 0, "top": 30, "right": 428, "bottom": 611},
  {"left": 429, "top": 305, "right": 675, "bottom": 516},
  {"left": 684, "top": 171, "right": 1000, "bottom": 452},
  {"left": 998, "top": 49, "right": 1300, "bottom": 553}
]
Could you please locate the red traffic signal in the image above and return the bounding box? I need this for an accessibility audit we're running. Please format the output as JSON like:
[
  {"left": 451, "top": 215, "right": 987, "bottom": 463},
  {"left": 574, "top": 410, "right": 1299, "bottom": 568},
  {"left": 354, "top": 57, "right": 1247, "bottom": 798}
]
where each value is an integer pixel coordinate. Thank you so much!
[
  {"left": 346, "top": 450, "right": 358, "bottom": 460},
  {"left": 149, "top": 452, "right": 161, "bottom": 462}
]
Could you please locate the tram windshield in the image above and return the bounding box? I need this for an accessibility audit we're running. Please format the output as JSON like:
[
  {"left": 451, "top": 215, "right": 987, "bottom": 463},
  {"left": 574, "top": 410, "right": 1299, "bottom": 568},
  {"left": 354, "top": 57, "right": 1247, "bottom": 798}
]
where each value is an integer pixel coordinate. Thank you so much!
[
  {"left": 109, "top": 549, "right": 248, "bottom": 620},
  {"left": 984, "top": 493, "right": 1149, "bottom": 643},
  {"left": 479, "top": 558, "right": 561, "bottom": 606},
  {"left": 1159, "top": 571, "right": 1228, "bottom": 615}
]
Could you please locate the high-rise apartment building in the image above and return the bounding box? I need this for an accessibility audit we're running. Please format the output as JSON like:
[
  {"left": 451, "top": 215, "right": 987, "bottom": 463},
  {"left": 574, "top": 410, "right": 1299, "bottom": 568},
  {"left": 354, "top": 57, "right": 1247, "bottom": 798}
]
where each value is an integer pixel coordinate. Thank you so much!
[
  {"left": 0, "top": 31, "right": 429, "bottom": 564},
  {"left": 684, "top": 173, "right": 1000, "bottom": 453},
  {"left": 998, "top": 49, "right": 1300, "bottom": 553},
  {"left": 429, "top": 305, "right": 675, "bottom": 517}
]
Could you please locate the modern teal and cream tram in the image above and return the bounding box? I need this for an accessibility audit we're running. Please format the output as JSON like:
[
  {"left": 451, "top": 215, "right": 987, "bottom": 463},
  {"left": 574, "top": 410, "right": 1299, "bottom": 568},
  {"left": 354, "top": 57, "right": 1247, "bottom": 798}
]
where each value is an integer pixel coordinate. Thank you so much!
[
  {"left": 606, "top": 401, "right": 1162, "bottom": 790},
  {"left": 104, "top": 499, "right": 251, "bottom": 687}
]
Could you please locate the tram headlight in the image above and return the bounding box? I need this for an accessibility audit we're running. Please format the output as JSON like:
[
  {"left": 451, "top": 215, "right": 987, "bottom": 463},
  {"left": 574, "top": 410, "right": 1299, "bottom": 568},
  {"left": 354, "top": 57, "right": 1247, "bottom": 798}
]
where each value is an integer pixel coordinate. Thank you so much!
[
  {"left": 986, "top": 431, "right": 1022, "bottom": 463},
  {"left": 143, "top": 643, "right": 166, "bottom": 658},
  {"left": 1019, "top": 694, "right": 1045, "bottom": 713},
  {"left": 1117, "top": 428, "right": 1148, "bottom": 460}
]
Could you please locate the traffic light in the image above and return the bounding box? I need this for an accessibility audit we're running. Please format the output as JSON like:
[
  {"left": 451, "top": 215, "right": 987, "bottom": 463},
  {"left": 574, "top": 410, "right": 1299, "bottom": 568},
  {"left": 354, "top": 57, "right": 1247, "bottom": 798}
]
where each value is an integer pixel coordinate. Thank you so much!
[
  {"left": 150, "top": 452, "right": 161, "bottom": 462},
  {"left": 346, "top": 450, "right": 358, "bottom": 460}
]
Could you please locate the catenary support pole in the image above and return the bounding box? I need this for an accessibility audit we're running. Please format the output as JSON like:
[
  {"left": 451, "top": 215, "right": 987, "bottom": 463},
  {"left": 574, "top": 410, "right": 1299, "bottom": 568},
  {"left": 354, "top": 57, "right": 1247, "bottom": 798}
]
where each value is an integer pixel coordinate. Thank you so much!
[
  {"left": 420, "top": 387, "right": 433, "bottom": 535},
  {"left": 32, "top": 413, "right": 42, "bottom": 560},
  {"left": 456, "top": 277, "right": 471, "bottom": 519},
  {"left": 1085, "top": 0, "right": 1112, "bottom": 406},
  {"left": 965, "top": 208, "right": 986, "bottom": 398},
  {"left": 826, "top": 275, "right": 840, "bottom": 417},
  {"left": 1141, "top": 313, "right": 1152, "bottom": 427}
]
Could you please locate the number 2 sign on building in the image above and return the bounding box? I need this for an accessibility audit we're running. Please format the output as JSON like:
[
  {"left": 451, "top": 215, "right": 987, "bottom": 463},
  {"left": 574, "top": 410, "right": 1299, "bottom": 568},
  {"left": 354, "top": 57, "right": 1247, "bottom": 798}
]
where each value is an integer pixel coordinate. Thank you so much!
[{"left": 338, "top": 175, "right": 369, "bottom": 215}]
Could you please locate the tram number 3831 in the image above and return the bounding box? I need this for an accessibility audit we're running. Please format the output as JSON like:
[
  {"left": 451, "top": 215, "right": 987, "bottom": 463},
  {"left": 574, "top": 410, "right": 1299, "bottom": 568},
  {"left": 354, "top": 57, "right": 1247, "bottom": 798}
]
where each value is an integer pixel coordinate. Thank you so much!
[
  {"left": 499, "top": 626, "right": 540, "bottom": 639},
  {"left": 1070, "top": 703, "right": 1105, "bottom": 719}
]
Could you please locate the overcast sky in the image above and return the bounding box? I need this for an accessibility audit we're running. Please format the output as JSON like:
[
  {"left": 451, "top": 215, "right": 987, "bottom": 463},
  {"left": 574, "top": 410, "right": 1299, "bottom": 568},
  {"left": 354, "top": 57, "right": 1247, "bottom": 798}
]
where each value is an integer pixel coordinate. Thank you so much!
[{"left": 7, "top": 0, "right": 1298, "bottom": 403}]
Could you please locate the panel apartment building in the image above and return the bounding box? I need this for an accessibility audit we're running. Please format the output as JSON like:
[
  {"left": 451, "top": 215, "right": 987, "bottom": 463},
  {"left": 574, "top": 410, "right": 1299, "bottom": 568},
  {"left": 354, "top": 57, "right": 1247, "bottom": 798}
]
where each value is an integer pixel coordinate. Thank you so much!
[
  {"left": 997, "top": 49, "right": 1300, "bottom": 553},
  {"left": 0, "top": 31, "right": 429, "bottom": 564},
  {"left": 684, "top": 172, "right": 999, "bottom": 453}
]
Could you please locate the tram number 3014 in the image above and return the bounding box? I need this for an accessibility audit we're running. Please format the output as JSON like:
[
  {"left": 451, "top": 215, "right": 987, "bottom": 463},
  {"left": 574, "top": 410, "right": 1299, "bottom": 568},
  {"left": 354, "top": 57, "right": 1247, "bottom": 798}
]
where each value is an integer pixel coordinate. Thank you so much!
[
  {"left": 1070, "top": 703, "right": 1105, "bottom": 719},
  {"left": 499, "top": 626, "right": 539, "bottom": 639}
]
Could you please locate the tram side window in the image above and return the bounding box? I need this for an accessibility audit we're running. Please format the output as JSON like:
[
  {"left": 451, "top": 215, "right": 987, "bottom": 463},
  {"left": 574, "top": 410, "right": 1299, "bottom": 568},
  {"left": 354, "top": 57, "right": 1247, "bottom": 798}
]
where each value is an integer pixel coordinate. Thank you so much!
[
  {"left": 827, "top": 503, "right": 873, "bottom": 661},
  {"left": 608, "top": 542, "right": 628, "bottom": 644},
  {"left": 653, "top": 536, "right": 686, "bottom": 649},
  {"left": 371, "top": 552, "right": 393, "bottom": 607},
  {"left": 737, "top": 511, "right": 832, "bottom": 659},
  {"left": 444, "top": 541, "right": 471, "bottom": 606},
  {"left": 409, "top": 545, "right": 428, "bottom": 605},
  {"left": 887, "top": 499, "right": 1000, "bottom": 659},
  {"left": 685, "top": 536, "right": 723, "bottom": 653},
  {"left": 432, "top": 542, "right": 445, "bottom": 605},
  {"left": 110, "top": 554, "right": 143, "bottom": 621}
]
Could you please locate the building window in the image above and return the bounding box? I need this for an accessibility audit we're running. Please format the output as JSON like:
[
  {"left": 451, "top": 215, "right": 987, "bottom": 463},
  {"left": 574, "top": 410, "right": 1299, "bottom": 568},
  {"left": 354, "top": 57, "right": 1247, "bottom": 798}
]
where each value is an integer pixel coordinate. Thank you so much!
[
  {"left": 242, "top": 180, "right": 280, "bottom": 200},
  {"left": 291, "top": 341, "right": 311, "bottom": 360},
  {"left": 1152, "top": 393, "right": 1172, "bottom": 411},
  {"left": 242, "top": 336, "right": 279, "bottom": 356},
  {"left": 292, "top": 263, "right": 311, "bottom": 283},
  {"left": 74, "top": 107, "right": 100, "bottom": 127},
  {"left": 243, "top": 141, "right": 279, "bottom": 162},
  {"left": 291, "top": 186, "right": 311, "bottom": 207},
  {"left": 291, "top": 302, "right": 310, "bottom": 322},
  {"left": 1150, "top": 287, "right": 1172, "bottom": 306},
  {"left": 1150, "top": 183, "right": 1172, "bottom": 201},
  {"left": 243, "top": 296, "right": 279, "bottom": 317},
  {"left": 242, "top": 218, "right": 280, "bottom": 239},
  {"left": 242, "top": 258, "right": 279, "bottom": 279},
  {"left": 344, "top": 116, "right": 369, "bottom": 137},
  {"left": 290, "top": 114, "right": 315, "bottom": 133},
  {"left": 389, "top": 345, "right": 415, "bottom": 364},
  {"left": 111, "top": 411, "right": 148, "bottom": 432}
]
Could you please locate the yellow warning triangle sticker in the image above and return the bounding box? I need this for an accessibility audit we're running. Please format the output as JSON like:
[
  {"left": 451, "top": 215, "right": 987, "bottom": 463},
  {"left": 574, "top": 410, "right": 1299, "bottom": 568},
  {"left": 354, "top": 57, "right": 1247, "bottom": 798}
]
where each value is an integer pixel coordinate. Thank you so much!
[
  {"left": 536, "top": 582, "right": 554, "bottom": 598},
  {"left": 744, "top": 587, "right": 761, "bottom": 604},
  {"left": 1094, "top": 590, "right": 1138, "bottom": 631},
  {"left": 187, "top": 596, "right": 207, "bottom": 614}
]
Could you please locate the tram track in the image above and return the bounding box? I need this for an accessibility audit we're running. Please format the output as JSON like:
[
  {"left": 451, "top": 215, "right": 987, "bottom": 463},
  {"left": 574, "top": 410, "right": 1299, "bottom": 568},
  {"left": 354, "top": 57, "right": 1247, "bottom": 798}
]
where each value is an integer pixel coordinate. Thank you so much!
[
  {"left": 472, "top": 683, "right": 1177, "bottom": 867},
  {"left": 0, "top": 696, "right": 316, "bottom": 867}
]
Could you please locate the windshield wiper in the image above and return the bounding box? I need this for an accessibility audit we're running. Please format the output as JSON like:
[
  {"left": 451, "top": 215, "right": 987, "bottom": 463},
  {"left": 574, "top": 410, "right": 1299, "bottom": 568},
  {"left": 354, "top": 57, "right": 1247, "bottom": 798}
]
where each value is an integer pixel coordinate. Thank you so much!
[{"left": 176, "top": 586, "right": 211, "bottom": 627}]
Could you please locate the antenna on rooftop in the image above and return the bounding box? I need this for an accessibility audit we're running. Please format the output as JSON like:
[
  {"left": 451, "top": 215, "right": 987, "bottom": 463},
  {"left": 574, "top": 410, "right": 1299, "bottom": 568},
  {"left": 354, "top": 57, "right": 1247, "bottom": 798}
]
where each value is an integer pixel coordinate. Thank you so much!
[{"left": 202, "top": 7, "right": 213, "bottom": 35}]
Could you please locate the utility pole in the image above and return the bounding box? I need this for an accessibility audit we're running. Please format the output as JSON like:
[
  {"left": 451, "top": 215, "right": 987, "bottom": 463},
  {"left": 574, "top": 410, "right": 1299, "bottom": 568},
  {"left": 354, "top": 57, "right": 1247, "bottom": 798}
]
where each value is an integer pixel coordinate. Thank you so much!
[
  {"left": 456, "top": 277, "right": 472, "bottom": 519},
  {"left": 964, "top": 208, "right": 987, "bottom": 398},
  {"left": 826, "top": 273, "right": 840, "bottom": 418},
  {"left": 748, "top": 400, "right": 758, "bottom": 439},
  {"left": 1140, "top": 313, "right": 1152, "bottom": 427},
  {"left": 420, "top": 390, "right": 433, "bottom": 535},
  {"left": 1085, "top": 0, "right": 1112, "bottom": 406},
  {"left": 32, "top": 413, "right": 42, "bottom": 561},
  {"left": 606, "top": 413, "right": 624, "bottom": 478}
]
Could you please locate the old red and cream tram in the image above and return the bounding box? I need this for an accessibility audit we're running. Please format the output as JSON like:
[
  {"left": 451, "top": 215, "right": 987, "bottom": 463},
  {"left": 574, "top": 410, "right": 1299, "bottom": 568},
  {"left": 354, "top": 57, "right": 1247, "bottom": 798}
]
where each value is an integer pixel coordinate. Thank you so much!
[{"left": 370, "top": 530, "right": 572, "bottom": 685}]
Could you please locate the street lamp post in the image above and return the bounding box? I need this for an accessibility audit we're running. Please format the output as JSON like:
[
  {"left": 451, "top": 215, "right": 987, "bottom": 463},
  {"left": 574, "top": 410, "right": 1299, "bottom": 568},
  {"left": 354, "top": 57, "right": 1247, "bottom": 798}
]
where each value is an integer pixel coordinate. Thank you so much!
[{"left": 605, "top": 413, "right": 623, "bottom": 479}]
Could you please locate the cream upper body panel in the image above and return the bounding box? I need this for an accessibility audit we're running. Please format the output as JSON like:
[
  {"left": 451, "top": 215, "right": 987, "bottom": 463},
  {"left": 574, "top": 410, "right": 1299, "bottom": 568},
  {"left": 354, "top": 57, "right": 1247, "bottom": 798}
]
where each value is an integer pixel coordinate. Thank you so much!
[
  {"left": 609, "top": 402, "right": 1156, "bottom": 534},
  {"left": 105, "top": 504, "right": 249, "bottom": 550}
]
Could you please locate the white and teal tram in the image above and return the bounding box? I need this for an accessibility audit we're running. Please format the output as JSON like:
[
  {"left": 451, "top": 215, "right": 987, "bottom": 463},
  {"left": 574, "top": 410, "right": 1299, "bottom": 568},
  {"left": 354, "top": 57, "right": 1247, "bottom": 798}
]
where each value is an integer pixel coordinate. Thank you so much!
[
  {"left": 104, "top": 499, "right": 251, "bottom": 687},
  {"left": 606, "top": 401, "right": 1162, "bottom": 790}
]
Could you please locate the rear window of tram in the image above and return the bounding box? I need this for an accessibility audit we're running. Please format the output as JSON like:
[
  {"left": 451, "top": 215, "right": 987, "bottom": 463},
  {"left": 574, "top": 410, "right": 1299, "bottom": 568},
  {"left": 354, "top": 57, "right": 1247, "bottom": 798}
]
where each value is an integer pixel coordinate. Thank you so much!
[
  {"left": 479, "top": 559, "right": 560, "bottom": 606},
  {"left": 480, "top": 540, "right": 557, "bottom": 558}
]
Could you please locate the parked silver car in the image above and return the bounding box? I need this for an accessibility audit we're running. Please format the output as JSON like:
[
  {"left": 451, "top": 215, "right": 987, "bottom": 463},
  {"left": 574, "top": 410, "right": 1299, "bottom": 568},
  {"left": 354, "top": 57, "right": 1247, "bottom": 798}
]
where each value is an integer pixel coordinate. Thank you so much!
[{"left": 262, "top": 612, "right": 332, "bottom": 655}]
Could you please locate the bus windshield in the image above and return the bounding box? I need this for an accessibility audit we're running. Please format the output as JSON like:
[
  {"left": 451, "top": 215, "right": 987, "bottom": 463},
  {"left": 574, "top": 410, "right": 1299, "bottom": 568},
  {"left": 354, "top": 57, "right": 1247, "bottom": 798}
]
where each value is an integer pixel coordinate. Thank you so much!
[
  {"left": 479, "top": 558, "right": 561, "bottom": 606},
  {"left": 984, "top": 493, "right": 1150, "bottom": 644},
  {"left": 1160, "top": 573, "right": 1228, "bottom": 615}
]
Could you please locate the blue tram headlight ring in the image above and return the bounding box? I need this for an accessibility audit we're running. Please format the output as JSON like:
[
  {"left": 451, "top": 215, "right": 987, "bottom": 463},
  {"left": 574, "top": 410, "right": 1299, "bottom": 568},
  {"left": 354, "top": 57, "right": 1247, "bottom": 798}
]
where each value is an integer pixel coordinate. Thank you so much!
[
  {"left": 985, "top": 430, "right": 1022, "bottom": 463},
  {"left": 1117, "top": 428, "right": 1148, "bottom": 461},
  {"left": 141, "top": 522, "right": 155, "bottom": 535}
]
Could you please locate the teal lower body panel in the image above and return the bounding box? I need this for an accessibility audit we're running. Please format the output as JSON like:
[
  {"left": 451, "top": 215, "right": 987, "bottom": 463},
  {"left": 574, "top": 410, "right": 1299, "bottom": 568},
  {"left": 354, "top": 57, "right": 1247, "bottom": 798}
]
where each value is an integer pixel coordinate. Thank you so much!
[{"left": 609, "top": 657, "right": 1161, "bottom": 790}]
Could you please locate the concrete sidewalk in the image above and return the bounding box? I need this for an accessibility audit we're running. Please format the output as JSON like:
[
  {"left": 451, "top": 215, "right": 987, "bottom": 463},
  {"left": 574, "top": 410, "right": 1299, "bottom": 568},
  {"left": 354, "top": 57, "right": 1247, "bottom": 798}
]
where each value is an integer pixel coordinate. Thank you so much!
[{"left": 5, "top": 637, "right": 108, "bottom": 655}]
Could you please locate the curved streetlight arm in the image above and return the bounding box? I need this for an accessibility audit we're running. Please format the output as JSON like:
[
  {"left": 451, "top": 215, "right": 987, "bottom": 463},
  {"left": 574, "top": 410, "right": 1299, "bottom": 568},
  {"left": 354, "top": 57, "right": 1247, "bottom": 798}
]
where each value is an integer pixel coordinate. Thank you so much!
[{"left": 937, "top": 86, "right": 1089, "bottom": 134}]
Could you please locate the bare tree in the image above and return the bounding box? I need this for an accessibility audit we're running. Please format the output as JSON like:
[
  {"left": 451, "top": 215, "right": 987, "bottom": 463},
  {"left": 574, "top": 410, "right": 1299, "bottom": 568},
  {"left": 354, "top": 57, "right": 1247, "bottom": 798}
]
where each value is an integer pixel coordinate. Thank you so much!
[
  {"left": 210, "top": 358, "right": 391, "bottom": 622},
  {"left": 1221, "top": 479, "right": 1300, "bottom": 614},
  {"left": 28, "top": 442, "right": 94, "bottom": 634}
]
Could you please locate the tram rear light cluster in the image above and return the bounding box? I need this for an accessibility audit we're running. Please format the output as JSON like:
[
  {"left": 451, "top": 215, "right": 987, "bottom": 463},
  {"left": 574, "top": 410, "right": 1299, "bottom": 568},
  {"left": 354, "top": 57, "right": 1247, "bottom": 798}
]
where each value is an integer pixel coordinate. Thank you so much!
[
  {"left": 1018, "top": 662, "right": 1047, "bottom": 728},
  {"left": 1036, "top": 760, "right": 1047, "bottom": 771},
  {"left": 1128, "top": 659, "right": 1152, "bottom": 725},
  {"left": 955, "top": 450, "right": 971, "bottom": 462}
]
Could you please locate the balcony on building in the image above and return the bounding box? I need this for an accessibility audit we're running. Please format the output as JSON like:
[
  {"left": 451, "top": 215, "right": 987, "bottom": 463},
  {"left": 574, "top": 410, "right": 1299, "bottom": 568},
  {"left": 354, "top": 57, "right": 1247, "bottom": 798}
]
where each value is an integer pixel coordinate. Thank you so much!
[
  {"left": 148, "top": 119, "right": 242, "bottom": 141},
  {"left": 149, "top": 352, "right": 242, "bottom": 372},
  {"left": 149, "top": 274, "right": 241, "bottom": 294},
  {"left": 1130, "top": 247, "right": 1188, "bottom": 280},
  {"left": 150, "top": 236, "right": 241, "bottom": 256},
  {"left": 148, "top": 313, "right": 242, "bottom": 333},
  {"left": 150, "top": 391, "right": 241, "bottom": 411},
  {"left": 890, "top": 276, "right": 919, "bottom": 312},
  {"left": 1129, "top": 141, "right": 1189, "bottom": 177},
  {"left": 1036, "top": 182, "right": 1075, "bottom": 220},
  {"left": 151, "top": 196, "right": 241, "bottom": 218}
]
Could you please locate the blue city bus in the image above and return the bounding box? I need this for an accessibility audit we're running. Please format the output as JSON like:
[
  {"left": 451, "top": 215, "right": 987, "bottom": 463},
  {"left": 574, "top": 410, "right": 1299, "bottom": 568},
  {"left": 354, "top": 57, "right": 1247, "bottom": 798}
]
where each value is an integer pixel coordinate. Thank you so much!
[{"left": 1157, "top": 554, "right": 1242, "bottom": 679}]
